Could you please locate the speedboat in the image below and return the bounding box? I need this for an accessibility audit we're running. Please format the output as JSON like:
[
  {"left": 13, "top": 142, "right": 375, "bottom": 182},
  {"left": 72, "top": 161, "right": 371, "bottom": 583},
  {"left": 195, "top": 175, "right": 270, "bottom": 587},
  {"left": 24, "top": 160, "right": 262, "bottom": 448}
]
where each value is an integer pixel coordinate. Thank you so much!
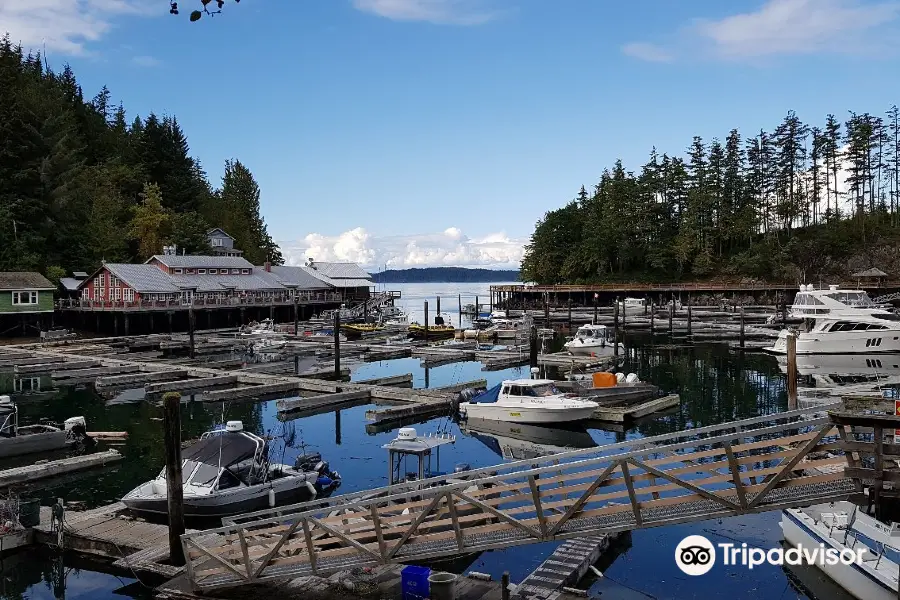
[
  {"left": 766, "top": 285, "right": 900, "bottom": 355},
  {"left": 458, "top": 379, "right": 598, "bottom": 424},
  {"left": 781, "top": 501, "right": 899, "bottom": 600},
  {"left": 564, "top": 324, "right": 615, "bottom": 356},
  {"left": 0, "top": 395, "right": 90, "bottom": 458},
  {"left": 122, "top": 421, "right": 341, "bottom": 520}
]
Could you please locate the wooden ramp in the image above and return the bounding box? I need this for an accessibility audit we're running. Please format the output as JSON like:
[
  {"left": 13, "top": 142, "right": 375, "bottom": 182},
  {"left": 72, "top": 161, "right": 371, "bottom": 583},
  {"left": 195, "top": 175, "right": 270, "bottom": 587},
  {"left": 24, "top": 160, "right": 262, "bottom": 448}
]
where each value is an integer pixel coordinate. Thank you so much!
[{"left": 181, "top": 404, "right": 855, "bottom": 592}]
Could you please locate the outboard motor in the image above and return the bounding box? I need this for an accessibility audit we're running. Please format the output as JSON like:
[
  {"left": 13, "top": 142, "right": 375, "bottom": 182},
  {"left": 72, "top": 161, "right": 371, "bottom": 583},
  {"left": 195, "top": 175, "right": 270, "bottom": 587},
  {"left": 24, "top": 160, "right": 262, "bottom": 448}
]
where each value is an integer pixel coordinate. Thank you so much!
[{"left": 295, "top": 452, "right": 323, "bottom": 472}]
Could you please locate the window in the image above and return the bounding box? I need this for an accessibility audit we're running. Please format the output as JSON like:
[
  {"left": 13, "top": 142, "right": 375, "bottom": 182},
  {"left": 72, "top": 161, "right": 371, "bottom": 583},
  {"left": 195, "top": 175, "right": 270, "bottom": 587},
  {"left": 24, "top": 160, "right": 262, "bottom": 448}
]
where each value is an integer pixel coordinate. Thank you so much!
[
  {"left": 174, "top": 268, "right": 183, "bottom": 275},
  {"left": 186, "top": 269, "right": 195, "bottom": 274},
  {"left": 198, "top": 269, "right": 207, "bottom": 275},
  {"left": 111, "top": 288, "right": 121, "bottom": 301},
  {"left": 211, "top": 238, "right": 223, "bottom": 247},
  {"left": 96, "top": 273, "right": 105, "bottom": 287},
  {"left": 231, "top": 269, "right": 240, "bottom": 274},
  {"left": 209, "top": 269, "right": 217, "bottom": 274},
  {"left": 241, "top": 269, "right": 250, "bottom": 275},
  {"left": 97, "top": 287, "right": 105, "bottom": 300},
  {"left": 81, "top": 289, "right": 91, "bottom": 300},
  {"left": 12, "top": 291, "right": 38, "bottom": 305},
  {"left": 217, "top": 470, "right": 240, "bottom": 490},
  {"left": 123, "top": 288, "right": 135, "bottom": 302},
  {"left": 110, "top": 276, "right": 119, "bottom": 287}
]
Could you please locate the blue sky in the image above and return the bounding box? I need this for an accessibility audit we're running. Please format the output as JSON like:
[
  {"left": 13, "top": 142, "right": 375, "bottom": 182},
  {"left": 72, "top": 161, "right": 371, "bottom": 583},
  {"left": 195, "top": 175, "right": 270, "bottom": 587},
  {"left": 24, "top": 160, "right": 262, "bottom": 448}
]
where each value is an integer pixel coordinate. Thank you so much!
[{"left": 3, "top": 0, "right": 900, "bottom": 268}]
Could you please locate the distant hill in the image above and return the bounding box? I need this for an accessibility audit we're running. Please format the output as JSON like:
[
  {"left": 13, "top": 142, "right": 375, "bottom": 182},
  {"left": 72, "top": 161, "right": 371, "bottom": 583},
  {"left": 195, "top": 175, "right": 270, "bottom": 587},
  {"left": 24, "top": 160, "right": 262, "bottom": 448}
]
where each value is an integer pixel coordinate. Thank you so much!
[{"left": 370, "top": 267, "right": 520, "bottom": 283}]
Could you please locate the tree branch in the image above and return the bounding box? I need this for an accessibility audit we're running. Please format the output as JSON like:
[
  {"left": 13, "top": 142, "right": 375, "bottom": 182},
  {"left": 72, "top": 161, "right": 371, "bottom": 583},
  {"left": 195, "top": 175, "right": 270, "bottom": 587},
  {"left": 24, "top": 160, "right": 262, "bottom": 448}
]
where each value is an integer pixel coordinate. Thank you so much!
[{"left": 169, "top": 0, "right": 240, "bottom": 22}]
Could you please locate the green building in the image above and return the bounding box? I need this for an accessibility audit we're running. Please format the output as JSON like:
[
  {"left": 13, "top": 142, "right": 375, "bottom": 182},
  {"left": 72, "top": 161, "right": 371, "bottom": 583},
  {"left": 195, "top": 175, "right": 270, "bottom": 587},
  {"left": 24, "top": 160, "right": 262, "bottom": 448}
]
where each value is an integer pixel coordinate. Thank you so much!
[{"left": 0, "top": 272, "right": 55, "bottom": 314}]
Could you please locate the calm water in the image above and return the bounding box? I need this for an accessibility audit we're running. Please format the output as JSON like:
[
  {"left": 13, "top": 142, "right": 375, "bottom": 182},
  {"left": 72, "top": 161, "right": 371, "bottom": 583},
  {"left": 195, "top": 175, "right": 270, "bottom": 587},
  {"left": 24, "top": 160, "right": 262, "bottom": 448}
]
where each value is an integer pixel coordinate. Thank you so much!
[{"left": 0, "top": 282, "right": 849, "bottom": 600}]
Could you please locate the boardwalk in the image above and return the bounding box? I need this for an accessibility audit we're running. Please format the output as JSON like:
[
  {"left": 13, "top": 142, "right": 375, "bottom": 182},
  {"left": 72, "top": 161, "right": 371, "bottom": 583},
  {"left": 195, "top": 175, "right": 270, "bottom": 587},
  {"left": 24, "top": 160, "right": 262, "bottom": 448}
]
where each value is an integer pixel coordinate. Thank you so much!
[{"left": 181, "top": 404, "right": 853, "bottom": 592}]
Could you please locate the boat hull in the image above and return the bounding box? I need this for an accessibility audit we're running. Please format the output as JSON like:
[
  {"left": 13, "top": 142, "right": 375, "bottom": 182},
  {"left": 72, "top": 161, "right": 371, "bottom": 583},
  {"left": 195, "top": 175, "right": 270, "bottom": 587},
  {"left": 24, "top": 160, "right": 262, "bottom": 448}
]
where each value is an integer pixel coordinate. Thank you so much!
[
  {"left": 781, "top": 509, "right": 894, "bottom": 600},
  {"left": 0, "top": 429, "right": 71, "bottom": 459},
  {"left": 459, "top": 403, "right": 596, "bottom": 424},
  {"left": 123, "top": 474, "right": 324, "bottom": 520},
  {"left": 767, "top": 329, "right": 900, "bottom": 355}
]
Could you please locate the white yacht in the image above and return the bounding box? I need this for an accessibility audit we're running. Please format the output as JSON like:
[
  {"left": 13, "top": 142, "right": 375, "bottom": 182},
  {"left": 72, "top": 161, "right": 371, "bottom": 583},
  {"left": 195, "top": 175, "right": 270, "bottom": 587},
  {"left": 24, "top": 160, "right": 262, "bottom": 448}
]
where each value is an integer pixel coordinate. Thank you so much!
[
  {"left": 781, "top": 501, "right": 899, "bottom": 600},
  {"left": 766, "top": 285, "right": 900, "bottom": 355},
  {"left": 564, "top": 324, "right": 617, "bottom": 356},
  {"left": 457, "top": 379, "right": 598, "bottom": 424}
]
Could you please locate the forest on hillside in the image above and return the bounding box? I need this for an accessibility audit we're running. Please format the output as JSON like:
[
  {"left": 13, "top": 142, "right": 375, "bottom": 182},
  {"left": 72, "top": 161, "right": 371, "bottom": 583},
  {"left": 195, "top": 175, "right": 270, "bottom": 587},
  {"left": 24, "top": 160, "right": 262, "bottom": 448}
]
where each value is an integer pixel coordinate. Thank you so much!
[
  {"left": 370, "top": 267, "right": 520, "bottom": 283},
  {"left": 521, "top": 107, "right": 900, "bottom": 285},
  {"left": 0, "top": 35, "right": 283, "bottom": 283}
]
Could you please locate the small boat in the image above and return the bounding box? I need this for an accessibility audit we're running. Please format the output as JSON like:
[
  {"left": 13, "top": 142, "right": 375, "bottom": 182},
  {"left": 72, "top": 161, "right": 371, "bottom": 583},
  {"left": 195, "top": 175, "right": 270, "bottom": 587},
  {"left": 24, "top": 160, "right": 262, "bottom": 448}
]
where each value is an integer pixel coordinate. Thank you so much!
[
  {"left": 122, "top": 420, "right": 341, "bottom": 520},
  {"left": 408, "top": 314, "right": 456, "bottom": 340},
  {"left": 781, "top": 501, "right": 899, "bottom": 600},
  {"left": 766, "top": 285, "right": 900, "bottom": 355},
  {"left": 0, "top": 395, "right": 90, "bottom": 458},
  {"left": 458, "top": 379, "right": 598, "bottom": 424},
  {"left": 239, "top": 318, "right": 277, "bottom": 338},
  {"left": 342, "top": 322, "right": 386, "bottom": 339},
  {"left": 564, "top": 324, "right": 617, "bottom": 356}
]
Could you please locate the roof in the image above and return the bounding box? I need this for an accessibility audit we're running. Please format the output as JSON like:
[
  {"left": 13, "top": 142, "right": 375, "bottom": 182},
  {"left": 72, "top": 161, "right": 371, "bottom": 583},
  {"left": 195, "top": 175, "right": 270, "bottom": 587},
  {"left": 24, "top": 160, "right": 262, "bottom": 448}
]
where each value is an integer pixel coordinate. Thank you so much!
[
  {"left": 170, "top": 273, "right": 285, "bottom": 292},
  {"left": 0, "top": 272, "right": 55, "bottom": 290},
  {"left": 267, "top": 266, "right": 334, "bottom": 290},
  {"left": 852, "top": 268, "right": 888, "bottom": 278},
  {"left": 307, "top": 261, "right": 372, "bottom": 280},
  {"left": 59, "top": 277, "right": 82, "bottom": 292},
  {"left": 206, "top": 228, "right": 234, "bottom": 240},
  {"left": 149, "top": 255, "right": 254, "bottom": 269},
  {"left": 326, "top": 277, "right": 374, "bottom": 288},
  {"left": 72, "top": 271, "right": 89, "bottom": 278},
  {"left": 183, "top": 431, "right": 261, "bottom": 467},
  {"left": 504, "top": 379, "right": 556, "bottom": 386},
  {"left": 101, "top": 264, "right": 180, "bottom": 293}
]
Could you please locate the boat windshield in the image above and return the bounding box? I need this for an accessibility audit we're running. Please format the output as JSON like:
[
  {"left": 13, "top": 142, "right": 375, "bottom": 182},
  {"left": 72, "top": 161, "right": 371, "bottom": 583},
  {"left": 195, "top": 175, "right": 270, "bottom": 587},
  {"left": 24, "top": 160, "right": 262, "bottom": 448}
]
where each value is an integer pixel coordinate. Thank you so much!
[
  {"left": 527, "top": 384, "right": 560, "bottom": 397},
  {"left": 157, "top": 460, "right": 221, "bottom": 486},
  {"left": 823, "top": 291, "right": 875, "bottom": 308}
]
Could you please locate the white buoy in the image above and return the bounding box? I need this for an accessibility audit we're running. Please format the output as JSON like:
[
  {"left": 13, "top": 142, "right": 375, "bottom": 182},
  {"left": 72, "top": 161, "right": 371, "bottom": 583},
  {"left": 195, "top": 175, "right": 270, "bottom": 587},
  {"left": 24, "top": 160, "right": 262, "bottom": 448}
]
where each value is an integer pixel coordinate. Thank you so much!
[{"left": 268, "top": 487, "right": 275, "bottom": 507}]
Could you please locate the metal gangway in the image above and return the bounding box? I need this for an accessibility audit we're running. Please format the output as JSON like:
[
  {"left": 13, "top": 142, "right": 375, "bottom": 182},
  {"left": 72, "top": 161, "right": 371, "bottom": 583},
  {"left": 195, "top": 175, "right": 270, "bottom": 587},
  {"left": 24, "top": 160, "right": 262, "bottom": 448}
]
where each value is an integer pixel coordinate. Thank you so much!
[
  {"left": 181, "top": 404, "right": 855, "bottom": 592},
  {"left": 321, "top": 291, "right": 399, "bottom": 321}
]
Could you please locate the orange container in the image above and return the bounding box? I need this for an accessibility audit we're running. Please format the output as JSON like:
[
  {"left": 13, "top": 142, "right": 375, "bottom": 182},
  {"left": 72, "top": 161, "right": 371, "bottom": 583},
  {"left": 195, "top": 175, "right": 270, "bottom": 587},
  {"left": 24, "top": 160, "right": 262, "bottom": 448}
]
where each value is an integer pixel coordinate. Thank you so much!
[{"left": 592, "top": 372, "right": 617, "bottom": 388}]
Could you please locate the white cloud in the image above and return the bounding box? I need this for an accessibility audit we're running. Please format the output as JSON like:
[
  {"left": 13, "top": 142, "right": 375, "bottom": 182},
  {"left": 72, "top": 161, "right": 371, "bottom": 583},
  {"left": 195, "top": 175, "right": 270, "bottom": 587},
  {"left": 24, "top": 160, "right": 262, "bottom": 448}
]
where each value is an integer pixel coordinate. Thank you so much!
[
  {"left": 694, "top": 0, "right": 900, "bottom": 59},
  {"left": 131, "top": 55, "right": 160, "bottom": 67},
  {"left": 0, "top": 0, "right": 152, "bottom": 55},
  {"left": 623, "top": 0, "right": 900, "bottom": 63},
  {"left": 621, "top": 42, "right": 672, "bottom": 63},
  {"left": 351, "top": 0, "right": 496, "bottom": 25},
  {"left": 281, "top": 227, "right": 525, "bottom": 270}
]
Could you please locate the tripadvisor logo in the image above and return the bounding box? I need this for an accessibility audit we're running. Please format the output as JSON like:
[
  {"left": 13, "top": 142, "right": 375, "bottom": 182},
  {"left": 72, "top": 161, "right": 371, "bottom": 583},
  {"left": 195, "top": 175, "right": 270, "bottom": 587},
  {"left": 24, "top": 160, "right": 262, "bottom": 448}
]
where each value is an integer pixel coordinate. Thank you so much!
[{"left": 674, "top": 534, "right": 865, "bottom": 576}]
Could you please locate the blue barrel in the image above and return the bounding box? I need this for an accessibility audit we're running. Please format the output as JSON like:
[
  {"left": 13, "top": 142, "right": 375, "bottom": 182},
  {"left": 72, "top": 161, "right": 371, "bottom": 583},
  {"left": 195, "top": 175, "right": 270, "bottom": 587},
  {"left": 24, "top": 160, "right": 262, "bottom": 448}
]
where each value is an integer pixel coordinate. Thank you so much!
[{"left": 401, "top": 565, "right": 431, "bottom": 600}]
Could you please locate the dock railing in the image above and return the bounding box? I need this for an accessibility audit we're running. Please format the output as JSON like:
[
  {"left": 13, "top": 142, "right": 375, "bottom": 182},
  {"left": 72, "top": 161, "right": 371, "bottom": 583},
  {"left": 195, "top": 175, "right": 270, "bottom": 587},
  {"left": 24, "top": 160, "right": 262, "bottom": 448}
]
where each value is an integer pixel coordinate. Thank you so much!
[
  {"left": 181, "top": 404, "right": 854, "bottom": 592},
  {"left": 56, "top": 291, "right": 343, "bottom": 311}
]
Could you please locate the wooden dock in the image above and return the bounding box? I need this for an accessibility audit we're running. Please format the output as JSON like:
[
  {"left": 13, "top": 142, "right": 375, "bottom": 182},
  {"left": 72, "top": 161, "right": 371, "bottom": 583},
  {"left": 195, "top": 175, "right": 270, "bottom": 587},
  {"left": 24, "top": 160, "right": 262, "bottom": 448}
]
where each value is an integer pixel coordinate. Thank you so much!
[
  {"left": 514, "top": 533, "right": 623, "bottom": 599},
  {"left": 591, "top": 393, "right": 681, "bottom": 422},
  {"left": 0, "top": 450, "right": 122, "bottom": 488}
]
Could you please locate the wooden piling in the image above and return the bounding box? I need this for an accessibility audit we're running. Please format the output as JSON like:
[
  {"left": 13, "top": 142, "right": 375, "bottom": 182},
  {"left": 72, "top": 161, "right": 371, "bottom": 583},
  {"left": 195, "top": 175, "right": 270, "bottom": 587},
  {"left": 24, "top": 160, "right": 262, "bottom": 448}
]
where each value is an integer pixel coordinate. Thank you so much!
[
  {"left": 739, "top": 307, "right": 745, "bottom": 348},
  {"left": 293, "top": 297, "right": 299, "bottom": 335},
  {"left": 613, "top": 301, "right": 619, "bottom": 357},
  {"left": 593, "top": 293, "right": 598, "bottom": 325},
  {"left": 544, "top": 297, "right": 550, "bottom": 325},
  {"left": 187, "top": 305, "right": 195, "bottom": 359},
  {"left": 424, "top": 300, "right": 429, "bottom": 342},
  {"left": 436, "top": 296, "right": 441, "bottom": 316},
  {"left": 333, "top": 311, "right": 341, "bottom": 379},
  {"left": 529, "top": 326, "right": 538, "bottom": 367},
  {"left": 335, "top": 410, "right": 342, "bottom": 445},
  {"left": 669, "top": 298, "right": 674, "bottom": 333},
  {"left": 687, "top": 298, "right": 692, "bottom": 335},
  {"left": 163, "top": 392, "right": 185, "bottom": 566},
  {"left": 475, "top": 295, "right": 479, "bottom": 317},
  {"left": 786, "top": 332, "right": 797, "bottom": 410},
  {"left": 458, "top": 293, "right": 462, "bottom": 325},
  {"left": 502, "top": 572, "right": 510, "bottom": 600},
  {"left": 650, "top": 302, "right": 654, "bottom": 332},
  {"left": 567, "top": 299, "right": 572, "bottom": 330}
]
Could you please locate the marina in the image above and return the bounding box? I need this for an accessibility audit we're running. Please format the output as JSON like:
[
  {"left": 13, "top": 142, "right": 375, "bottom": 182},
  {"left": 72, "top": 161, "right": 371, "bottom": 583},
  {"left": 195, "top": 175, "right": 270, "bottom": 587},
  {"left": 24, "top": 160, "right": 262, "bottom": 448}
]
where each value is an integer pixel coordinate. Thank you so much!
[{"left": 0, "top": 283, "right": 892, "bottom": 600}]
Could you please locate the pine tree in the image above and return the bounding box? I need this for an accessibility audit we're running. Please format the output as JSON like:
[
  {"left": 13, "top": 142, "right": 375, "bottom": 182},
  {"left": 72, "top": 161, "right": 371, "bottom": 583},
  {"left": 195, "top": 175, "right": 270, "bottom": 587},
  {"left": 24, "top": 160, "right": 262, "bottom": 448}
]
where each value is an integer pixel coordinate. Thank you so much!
[{"left": 130, "top": 183, "right": 171, "bottom": 260}]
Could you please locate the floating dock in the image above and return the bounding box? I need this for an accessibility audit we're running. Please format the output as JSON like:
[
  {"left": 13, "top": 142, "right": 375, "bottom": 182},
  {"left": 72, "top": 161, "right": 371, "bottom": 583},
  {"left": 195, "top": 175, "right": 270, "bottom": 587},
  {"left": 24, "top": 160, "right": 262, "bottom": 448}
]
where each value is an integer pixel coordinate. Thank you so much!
[{"left": 0, "top": 450, "right": 122, "bottom": 488}]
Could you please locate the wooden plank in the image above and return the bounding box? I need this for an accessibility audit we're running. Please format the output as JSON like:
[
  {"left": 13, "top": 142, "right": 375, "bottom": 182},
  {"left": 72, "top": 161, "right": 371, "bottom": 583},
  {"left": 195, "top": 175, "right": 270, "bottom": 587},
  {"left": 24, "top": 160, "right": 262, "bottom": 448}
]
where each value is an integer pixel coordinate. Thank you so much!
[
  {"left": 722, "top": 441, "right": 748, "bottom": 510},
  {"left": 620, "top": 461, "right": 642, "bottom": 526}
]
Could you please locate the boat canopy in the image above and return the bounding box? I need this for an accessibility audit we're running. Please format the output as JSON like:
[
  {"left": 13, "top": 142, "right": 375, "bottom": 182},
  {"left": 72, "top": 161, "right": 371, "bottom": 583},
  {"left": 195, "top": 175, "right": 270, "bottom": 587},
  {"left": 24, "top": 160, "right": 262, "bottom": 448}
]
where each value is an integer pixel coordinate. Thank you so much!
[
  {"left": 471, "top": 384, "right": 502, "bottom": 404},
  {"left": 182, "top": 431, "right": 261, "bottom": 467}
]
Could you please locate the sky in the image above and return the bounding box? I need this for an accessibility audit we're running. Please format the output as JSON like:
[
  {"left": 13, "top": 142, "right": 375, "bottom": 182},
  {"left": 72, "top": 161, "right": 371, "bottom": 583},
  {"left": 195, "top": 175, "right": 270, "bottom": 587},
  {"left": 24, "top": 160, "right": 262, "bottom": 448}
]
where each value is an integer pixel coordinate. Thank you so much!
[{"left": 2, "top": 0, "right": 900, "bottom": 269}]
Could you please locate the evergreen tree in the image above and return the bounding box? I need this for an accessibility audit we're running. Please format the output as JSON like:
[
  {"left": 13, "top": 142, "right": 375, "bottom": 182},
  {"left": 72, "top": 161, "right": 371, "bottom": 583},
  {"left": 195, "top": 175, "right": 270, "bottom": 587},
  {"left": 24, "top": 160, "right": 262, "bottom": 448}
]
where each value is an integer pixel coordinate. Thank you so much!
[
  {"left": 219, "top": 159, "right": 281, "bottom": 265},
  {"left": 130, "top": 183, "right": 171, "bottom": 260}
]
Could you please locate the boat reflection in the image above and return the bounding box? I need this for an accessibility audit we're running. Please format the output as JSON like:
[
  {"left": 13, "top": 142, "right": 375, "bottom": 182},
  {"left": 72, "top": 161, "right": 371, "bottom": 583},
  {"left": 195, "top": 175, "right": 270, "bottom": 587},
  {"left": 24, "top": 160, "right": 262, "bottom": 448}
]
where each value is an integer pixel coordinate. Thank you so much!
[{"left": 461, "top": 418, "right": 596, "bottom": 461}]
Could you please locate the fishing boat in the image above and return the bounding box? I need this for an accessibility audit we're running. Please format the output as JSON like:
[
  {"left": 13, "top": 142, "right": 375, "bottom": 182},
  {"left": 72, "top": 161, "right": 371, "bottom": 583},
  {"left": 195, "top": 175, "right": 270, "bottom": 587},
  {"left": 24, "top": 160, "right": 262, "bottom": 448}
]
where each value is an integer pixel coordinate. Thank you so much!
[
  {"left": 781, "top": 501, "right": 899, "bottom": 600},
  {"left": 564, "top": 324, "right": 618, "bottom": 356},
  {"left": 239, "top": 318, "right": 277, "bottom": 338},
  {"left": 458, "top": 379, "right": 599, "bottom": 424},
  {"left": 408, "top": 314, "right": 456, "bottom": 340},
  {"left": 766, "top": 285, "right": 900, "bottom": 355},
  {"left": 341, "top": 322, "right": 386, "bottom": 339},
  {"left": 122, "top": 420, "right": 341, "bottom": 520},
  {"left": 0, "top": 396, "right": 90, "bottom": 458}
]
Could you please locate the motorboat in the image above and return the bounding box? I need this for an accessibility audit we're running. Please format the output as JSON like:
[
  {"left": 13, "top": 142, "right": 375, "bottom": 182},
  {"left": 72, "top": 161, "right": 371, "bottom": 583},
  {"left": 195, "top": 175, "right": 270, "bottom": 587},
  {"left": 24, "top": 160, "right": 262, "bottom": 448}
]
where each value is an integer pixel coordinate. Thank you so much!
[
  {"left": 122, "top": 420, "right": 341, "bottom": 520},
  {"left": 781, "top": 501, "right": 899, "bottom": 600},
  {"left": 0, "top": 395, "right": 90, "bottom": 458},
  {"left": 408, "top": 314, "right": 456, "bottom": 340},
  {"left": 378, "top": 305, "right": 409, "bottom": 328},
  {"left": 765, "top": 285, "right": 900, "bottom": 355},
  {"left": 341, "top": 322, "right": 386, "bottom": 339},
  {"left": 564, "top": 324, "right": 617, "bottom": 356},
  {"left": 458, "top": 379, "right": 599, "bottom": 424},
  {"left": 239, "top": 318, "right": 277, "bottom": 338}
]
